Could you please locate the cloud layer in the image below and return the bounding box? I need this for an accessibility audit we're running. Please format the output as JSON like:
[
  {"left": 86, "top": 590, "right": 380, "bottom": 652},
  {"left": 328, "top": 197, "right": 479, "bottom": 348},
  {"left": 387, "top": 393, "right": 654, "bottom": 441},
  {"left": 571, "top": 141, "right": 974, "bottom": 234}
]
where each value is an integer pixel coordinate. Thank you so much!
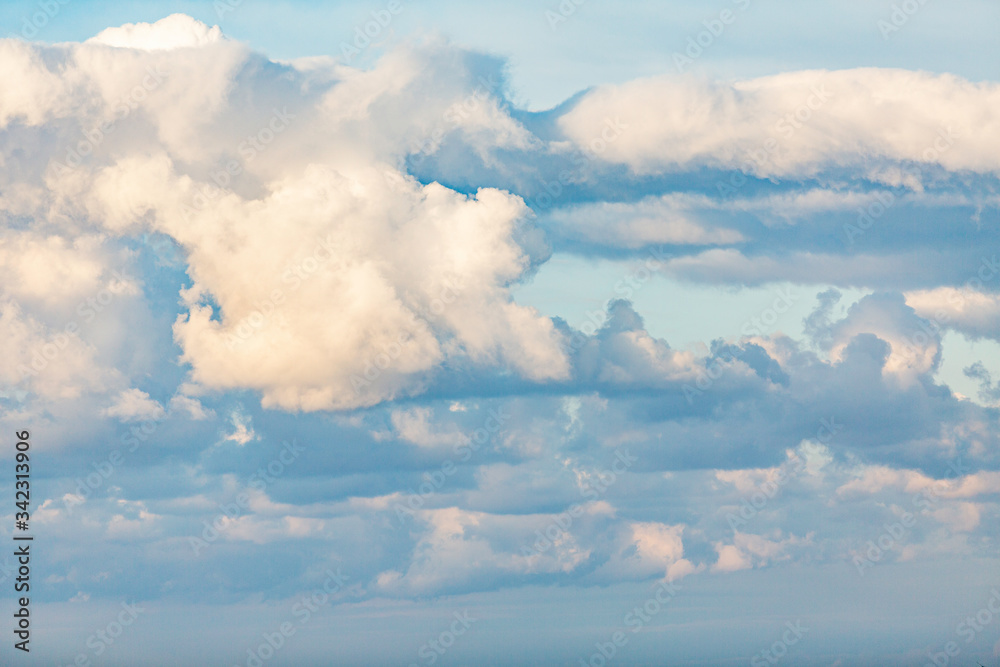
[{"left": 0, "top": 18, "right": 997, "bottom": 667}]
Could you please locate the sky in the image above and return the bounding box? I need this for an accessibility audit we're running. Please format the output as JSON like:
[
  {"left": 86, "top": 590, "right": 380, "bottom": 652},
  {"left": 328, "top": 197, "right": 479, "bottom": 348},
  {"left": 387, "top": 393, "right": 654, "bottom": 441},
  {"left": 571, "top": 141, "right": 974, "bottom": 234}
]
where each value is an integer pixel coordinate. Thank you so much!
[{"left": 0, "top": 1, "right": 999, "bottom": 665}]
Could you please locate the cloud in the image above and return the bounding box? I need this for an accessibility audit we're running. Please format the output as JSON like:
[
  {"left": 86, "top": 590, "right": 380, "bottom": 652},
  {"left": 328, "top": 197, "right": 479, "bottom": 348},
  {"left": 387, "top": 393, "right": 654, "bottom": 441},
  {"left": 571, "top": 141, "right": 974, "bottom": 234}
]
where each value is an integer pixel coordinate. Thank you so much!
[
  {"left": 558, "top": 69, "right": 994, "bottom": 178},
  {"left": 542, "top": 194, "right": 744, "bottom": 249},
  {"left": 1, "top": 15, "right": 999, "bottom": 618},
  {"left": 570, "top": 300, "right": 708, "bottom": 389},
  {"left": 906, "top": 286, "right": 1000, "bottom": 341},
  {"left": 2, "top": 17, "right": 998, "bottom": 417},
  {"left": 711, "top": 531, "right": 811, "bottom": 573},
  {"left": 0, "top": 233, "right": 111, "bottom": 308},
  {"left": 0, "top": 19, "right": 577, "bottom": 412},
  {"left": 391, "top": 407, "right": 471, "bottom": 449},
  {"left": 102, "top": 388, "right": 166, "bottom": 422},
  {"left": 87, "top": 14, "right": 225, "bottom": 51},
  {"left": 221, "top": 407, "right": 257, "bottom": 445},
  {"left": 825, "top": 293, "right": 942, "bottom": 385},
  {"left": 0, "top": 298, "right": 117, "bottom": 401},
  {"left": 964, "top": 362, "right": 1000, "bottom": 405},
  {"left": 168, "top": 394, "right": 214, "bottom": 420},
  {"left": 594, "top": 521, "right": 695, "bottom": 581}
]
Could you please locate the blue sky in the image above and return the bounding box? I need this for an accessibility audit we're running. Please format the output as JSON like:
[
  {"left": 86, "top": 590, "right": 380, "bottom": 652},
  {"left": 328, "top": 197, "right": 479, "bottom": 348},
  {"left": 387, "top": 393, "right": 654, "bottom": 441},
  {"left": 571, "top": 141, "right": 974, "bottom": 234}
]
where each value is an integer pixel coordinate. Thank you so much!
[{"left": 0, "top": 1, "right": 999, "bottom": 665}]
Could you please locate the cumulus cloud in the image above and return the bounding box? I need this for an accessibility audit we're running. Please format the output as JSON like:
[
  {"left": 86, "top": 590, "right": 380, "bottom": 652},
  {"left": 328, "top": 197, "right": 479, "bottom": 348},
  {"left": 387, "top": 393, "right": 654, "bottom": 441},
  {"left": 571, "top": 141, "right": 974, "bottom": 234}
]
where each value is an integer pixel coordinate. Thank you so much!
[
  {"left": 2, "top": 15, "right": 998, "bottom": 416},
  {"left": 558, "top": 69, "right": 996, "bottom": 178},
  {"left": 0, "top": 298, "right": 117, "bottom": 401},
  {"left": 711, "top": 531, "right": 811, "bottom": 573},
  {"left": 391, "top": 407, "right": 471, "bottom": 449},
  {"left": 906, "top": 286, "right": 1000, "bottom": 341},
  {"left": 221, "top": 407, "right": 257, "bottom": 445},
  {"left": 825, "top": 293, "right": 942, "bottom": 385},
  {"left": 168, "top": 394, "right": 214, "bottom": 420},
  {"left": 87, "top": 14, "right": 225, "bottom": 50},
  {"left": 2, "top": 14, "right": 999, "bottom": 614},
  {"left": 594, "top": 521, "right": 696, "bottom": 581},
  {"left": 0, "top": 17, "right": 572, "bottom": 412},
  {"left": 102, "top": 387, "right": 166, "bottom": 422},
  {"left": 573, "top": 300, "right": 703, "bottom": 387}
]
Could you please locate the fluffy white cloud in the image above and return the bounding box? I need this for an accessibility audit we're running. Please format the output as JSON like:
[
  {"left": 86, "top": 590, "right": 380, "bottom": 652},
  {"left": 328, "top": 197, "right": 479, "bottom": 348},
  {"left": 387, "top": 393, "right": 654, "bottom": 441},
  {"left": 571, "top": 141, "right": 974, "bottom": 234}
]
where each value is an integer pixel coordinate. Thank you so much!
[
  {"left": 906, "top": 286, "right": 1000, "bottom": 341},
  {"left": 102, "top": 388, "right": 165, "bottom": 422},
  {"left": 158, "top": 168, "right": 568, "bottom": 410},
  {"left": 826, "top": 293, "right": 941, "bottom": 385},
  {"left": 0, "top": 17, "right": 569, "bottom": 412},
  {"left": 391, "top": 407, "right": 471, "bottom": 449},
  {"left": 711, "top": 531, "right": 812, "bottom": 573},
  {"left": 0, "top": 232, "right": 135, "bottom": 309},
  {"left": 87, "top": 14, "right": 225, "bottom": 51},
  {"left": 559, "top": 69, "right": 997, "bottom": 178},
  {"left": 595, "top": 521, "right": 696, "bottom": 581},
  {"left": 0, "top": 298, "right": 117, "bottom": 401}
]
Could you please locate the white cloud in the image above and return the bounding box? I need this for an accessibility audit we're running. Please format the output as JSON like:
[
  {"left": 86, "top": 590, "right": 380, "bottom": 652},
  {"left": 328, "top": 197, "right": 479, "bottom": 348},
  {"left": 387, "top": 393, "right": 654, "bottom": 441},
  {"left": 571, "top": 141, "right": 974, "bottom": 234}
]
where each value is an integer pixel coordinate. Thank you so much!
[
  {"left": 0, "top": 298, "right": 117, "bottom": 401},
  {"left": 835, "top": 465, "right": 1000, "bottom": 500},
  {"left": 102, "top": 388, "right": 166, "bottom": 422},
  {"left": 594, "top": 521, "right": 695, "bottom": 581},
  {"left": 222, "top": 408, "right": 256, "bottom": 445},
  {"left": 168, "top": 394, "right": 213, "bottom": 420},
  {"left": 391, "top": 407, "right": 470, "bottom": 449},
  {"left": 711, "top": 531, "right": 811, "bottom": 573},
  {"left": 825, "top": 293, "right": 941, "bottom": 385},
  {"left": 0, "top": 24, "right": 571, "bottom": 412},
  {"left": 544, "top": 195, "right": 744, "bottom": 249},
  {"left": 87, "top": 14, "right": 224, "bottom": 51},
  {"left": 559, "top": 69, "right": 996, "bottom": 178},
  {"left": 906, "top": 287, "right": 1000, "bottom": 341}
]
